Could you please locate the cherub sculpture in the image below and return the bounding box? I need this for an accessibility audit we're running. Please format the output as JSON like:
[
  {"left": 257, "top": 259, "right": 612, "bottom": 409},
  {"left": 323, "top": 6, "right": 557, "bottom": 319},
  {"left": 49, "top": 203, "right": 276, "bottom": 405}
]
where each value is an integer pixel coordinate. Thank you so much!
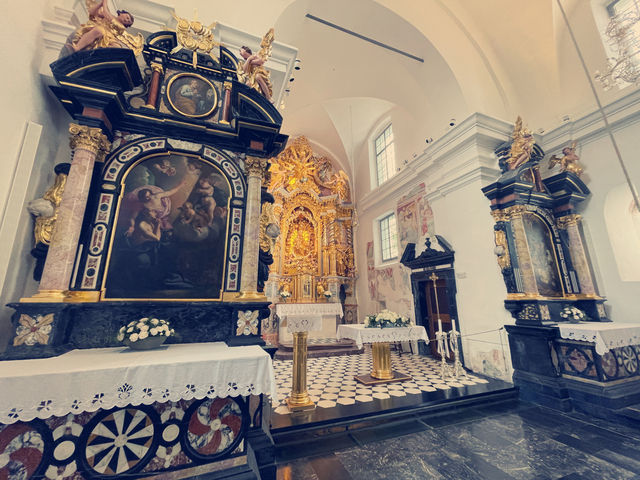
[
  {"left": 237, "top": 28, "right": 275, "bottom": 101},
  {"left": 506, "top": 116, "right": 535, "bottom": 170},
  {"left": 549, "top": 141, "right": 584, "bottom": 177},
  {"left": 67, "top": 0, "right": 143, "bottom": 55}
]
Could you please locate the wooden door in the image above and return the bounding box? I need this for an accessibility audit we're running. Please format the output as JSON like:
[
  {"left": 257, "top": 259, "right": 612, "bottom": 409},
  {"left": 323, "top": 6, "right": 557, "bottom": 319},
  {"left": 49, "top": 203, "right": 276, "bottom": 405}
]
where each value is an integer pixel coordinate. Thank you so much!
[{"left": 425, "top": 279, "right": 452, "bottom": 360}]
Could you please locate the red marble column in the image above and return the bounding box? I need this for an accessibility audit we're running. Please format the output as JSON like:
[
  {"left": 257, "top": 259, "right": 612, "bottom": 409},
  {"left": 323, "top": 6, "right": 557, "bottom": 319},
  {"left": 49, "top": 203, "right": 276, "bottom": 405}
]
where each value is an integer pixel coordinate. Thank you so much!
[
  {"left": 221, "top": 81, "right": 232, "bottom": 124},
  {"left": 145, "top": 63, "right": 164, "bottom": 109},
  {"left": 29, "top": 124, "right": 110, "bottom": 301}
]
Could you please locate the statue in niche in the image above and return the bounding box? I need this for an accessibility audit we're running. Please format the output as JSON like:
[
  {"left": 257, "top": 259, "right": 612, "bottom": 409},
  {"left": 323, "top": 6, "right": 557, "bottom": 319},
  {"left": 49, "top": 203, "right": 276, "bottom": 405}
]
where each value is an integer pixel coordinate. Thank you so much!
[
  {"left": 65, "top": 0, "right": 143, "bottom": 56},
  {"left": 237, "top": 28, "right": 274, "bottom": 101},
  {"left": 507, "top": 116, "right": 535, "bottom": 170},
  {"left": 549, "top": 141, "right": 584, "bottom": 177}
]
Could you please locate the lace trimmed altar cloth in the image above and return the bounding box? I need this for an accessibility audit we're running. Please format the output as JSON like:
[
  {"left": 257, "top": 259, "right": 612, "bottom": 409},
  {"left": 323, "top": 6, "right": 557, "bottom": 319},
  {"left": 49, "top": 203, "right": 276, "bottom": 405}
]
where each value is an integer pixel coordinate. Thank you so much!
[
  {"left": 558, "top": 322, "right": 640, "bottom": 355},
  {"left": 276, "top": 303, "right": 343, "bottom": 333},
  {"left": 337, "top": 324, "right": 428, "bottom": 349},
  {"left": 0, "top": 342, "right": 277, "bottom": 424}
]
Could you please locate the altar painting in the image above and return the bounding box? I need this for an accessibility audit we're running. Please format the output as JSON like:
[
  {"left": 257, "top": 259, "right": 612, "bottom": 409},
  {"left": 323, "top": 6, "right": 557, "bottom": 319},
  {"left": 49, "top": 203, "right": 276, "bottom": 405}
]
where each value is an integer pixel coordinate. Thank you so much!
[
  {"left": 103, "top": 154, "right": 230, "bottom": 299},
  {"left": 167, "top": 73, "right": 218, "bottom": 118},
  {"left": 523, "top": 213, "right": 563, "bottom": 297}
]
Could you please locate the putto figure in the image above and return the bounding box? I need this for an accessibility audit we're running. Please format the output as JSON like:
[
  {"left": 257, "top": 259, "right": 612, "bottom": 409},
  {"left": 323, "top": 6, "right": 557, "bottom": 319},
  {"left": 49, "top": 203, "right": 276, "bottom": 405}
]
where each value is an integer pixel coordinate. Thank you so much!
[
  {"left": 549, "top": 141, "right": 584, "bottom": 177},
  {"left": 66, "top": 0, "right": 143, "bottom": 55},
  {"left": 237, "top": 28, "right": 275, "bottom": 101}
]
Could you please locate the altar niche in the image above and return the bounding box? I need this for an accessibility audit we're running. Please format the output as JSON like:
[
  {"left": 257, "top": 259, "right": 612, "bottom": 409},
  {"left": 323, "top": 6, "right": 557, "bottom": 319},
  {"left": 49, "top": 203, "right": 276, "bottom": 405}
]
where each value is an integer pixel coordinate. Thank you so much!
[{"left": 103, "top": 154, "right": 231, "bottom": 300}]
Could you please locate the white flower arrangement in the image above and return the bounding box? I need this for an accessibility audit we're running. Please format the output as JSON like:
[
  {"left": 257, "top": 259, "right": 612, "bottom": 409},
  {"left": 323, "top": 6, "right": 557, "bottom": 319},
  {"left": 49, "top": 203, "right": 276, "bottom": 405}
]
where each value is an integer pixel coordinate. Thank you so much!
[
  {"left": 559, "top": 306, "right": 587, "bottom": 323},
  {"left": 117, "top": 317, "right": 175, "bottom": 343},
  {"left": 365, "top": 309, "right": 410, "bottom": 329},
  {"left": 279, "top": 290, "right": 291, "bottom": 299},
  {"left": 323, "top": 290, "right": 332, "bottom": 298}
]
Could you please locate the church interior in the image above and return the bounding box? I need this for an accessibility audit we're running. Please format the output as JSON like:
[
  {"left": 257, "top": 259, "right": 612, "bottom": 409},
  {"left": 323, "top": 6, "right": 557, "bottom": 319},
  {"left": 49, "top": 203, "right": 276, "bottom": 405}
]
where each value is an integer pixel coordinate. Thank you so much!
[{"left": 1, "top": 0, "right": 640, "bottom": 479}]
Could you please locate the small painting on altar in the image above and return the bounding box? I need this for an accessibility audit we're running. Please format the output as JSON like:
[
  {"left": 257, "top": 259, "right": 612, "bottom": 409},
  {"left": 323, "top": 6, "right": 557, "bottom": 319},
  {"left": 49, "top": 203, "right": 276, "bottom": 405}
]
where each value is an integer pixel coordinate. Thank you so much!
[
  {"left": 103, "top": 154, "right": 230, "bottom": 300},
  {"left": 166, "top": 73, "right": 218, "bottom": 118},
  {"left": 523, "top": 213, "right": 563, "bottom": 297}
]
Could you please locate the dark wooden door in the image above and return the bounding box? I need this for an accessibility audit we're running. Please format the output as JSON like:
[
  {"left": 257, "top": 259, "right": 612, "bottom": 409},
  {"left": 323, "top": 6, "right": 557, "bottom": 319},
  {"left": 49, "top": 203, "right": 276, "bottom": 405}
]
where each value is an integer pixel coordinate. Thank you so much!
[{"left": 425, "top": 279, "right": 452, "bottom": 360}]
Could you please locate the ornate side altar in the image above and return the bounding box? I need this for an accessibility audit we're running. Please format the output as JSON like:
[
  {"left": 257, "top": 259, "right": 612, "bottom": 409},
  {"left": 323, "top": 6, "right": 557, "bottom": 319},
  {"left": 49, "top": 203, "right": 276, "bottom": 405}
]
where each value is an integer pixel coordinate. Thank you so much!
[
  {"left": 482, "top": 117, "right": 640, "bottom": 421},
  {"left": 337, "top": 324, "right": 428, "bottom": 384},
  {"left": 263, "top": 137, "right": 357, "bottom": 344},
  {"left": 1, "top": 9, "right": 292, "bottom": 479}
]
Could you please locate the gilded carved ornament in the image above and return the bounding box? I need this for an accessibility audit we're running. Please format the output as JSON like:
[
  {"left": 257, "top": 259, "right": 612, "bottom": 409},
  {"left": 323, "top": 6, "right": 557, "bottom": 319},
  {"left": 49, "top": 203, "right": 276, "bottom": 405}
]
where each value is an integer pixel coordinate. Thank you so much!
[
  {"left": 245, "top": 156, "right": 269, "bottom": 178},
  {"left": 172, "top": 12, "right": 219, "bottom": 55},
  {"left": 69, "top": 124, "right": 111, "bottom": 159},
  {"left": 507, "top": 116, "right": 535, "bottom": 170},
  {"left": 493, "top": 229, "right": 511, "bottom": 270},
  {"left": 237, "top": 28, "right": 274, "bottom": 100},
  {"left": 556, "top": 214, "right": 582, "bottom": 229}
]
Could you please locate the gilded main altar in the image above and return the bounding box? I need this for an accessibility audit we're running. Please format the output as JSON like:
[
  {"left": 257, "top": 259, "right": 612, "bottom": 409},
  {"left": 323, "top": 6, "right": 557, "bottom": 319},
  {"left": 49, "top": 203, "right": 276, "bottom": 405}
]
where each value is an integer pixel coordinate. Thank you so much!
[{"left": 264, "top": 136, "right": 355, "bottom": 303}]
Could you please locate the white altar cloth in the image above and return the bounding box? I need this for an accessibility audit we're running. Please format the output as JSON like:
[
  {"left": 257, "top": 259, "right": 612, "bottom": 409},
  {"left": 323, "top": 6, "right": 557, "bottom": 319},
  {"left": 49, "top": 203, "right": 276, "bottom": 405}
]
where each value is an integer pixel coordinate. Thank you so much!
[
  {"left": 0, "top": 342, "right": 277, "bottom": 424},
  {"left": 558, "top": 322, "right": 640, "bottom": 355},
  {"left": 276, "top": 303, "right": 343, "bottom": 333},
  {"left": 337, "top": 324, "right": 428, "bottom": 349}
]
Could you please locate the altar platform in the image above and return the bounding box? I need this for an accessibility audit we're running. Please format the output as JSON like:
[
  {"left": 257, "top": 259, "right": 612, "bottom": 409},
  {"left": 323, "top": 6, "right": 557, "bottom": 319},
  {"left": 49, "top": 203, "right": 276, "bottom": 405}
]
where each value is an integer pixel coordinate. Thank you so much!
[{"left": 269, "top": 351, "right": 516, "bottom": 445}]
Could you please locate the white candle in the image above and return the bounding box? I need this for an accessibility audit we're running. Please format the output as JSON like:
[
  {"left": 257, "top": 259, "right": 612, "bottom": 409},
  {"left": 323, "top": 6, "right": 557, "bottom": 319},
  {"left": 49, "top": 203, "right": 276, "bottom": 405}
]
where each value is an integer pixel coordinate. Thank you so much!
[
  {"left": 451, "top": 319, "right": 456, "bottom": 333},
  {"left": 438, "top": 318, "right": 442, "bottom": 333}
]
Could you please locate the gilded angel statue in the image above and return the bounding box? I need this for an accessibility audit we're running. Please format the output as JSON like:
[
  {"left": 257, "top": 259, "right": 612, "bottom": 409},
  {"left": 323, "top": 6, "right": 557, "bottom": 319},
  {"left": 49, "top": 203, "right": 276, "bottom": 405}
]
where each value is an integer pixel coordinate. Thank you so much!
[
  {"left": 237, "top": 28, "right": 275, "bottom": 101},
  {"left": 507, "top": 116, "right": 535, "bottom": 170},
  {"left": 549, "top": 141, "right": 584, "bottom": 177},
  {"left": 66, "top": 0, "right": 143, "bottom": 55}
]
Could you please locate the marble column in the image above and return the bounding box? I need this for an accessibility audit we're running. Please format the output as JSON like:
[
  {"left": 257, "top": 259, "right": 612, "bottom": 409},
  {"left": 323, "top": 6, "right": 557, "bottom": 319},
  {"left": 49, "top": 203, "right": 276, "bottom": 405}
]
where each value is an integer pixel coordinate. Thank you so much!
[
  {"left": 221, "top": 81, "right": 232, "bottom": 124},
  {"left": 557, "top": 214, "right": 597, "bottom": 296},
  {"left": 29, "top": 124, "right": 110, "bottom": 301},
  {"left": 505, "top": 205, "right": 539, "bottom": 296},
  {"left": 238, "top": 156, "right": 268, "bottom": 300}
]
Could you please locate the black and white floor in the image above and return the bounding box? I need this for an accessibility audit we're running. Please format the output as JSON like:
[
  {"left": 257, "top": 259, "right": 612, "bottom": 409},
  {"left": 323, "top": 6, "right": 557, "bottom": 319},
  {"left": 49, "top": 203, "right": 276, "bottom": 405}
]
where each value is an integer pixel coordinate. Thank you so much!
[{"left": 272, "top": 350, "right": 490, "bottom": 414}]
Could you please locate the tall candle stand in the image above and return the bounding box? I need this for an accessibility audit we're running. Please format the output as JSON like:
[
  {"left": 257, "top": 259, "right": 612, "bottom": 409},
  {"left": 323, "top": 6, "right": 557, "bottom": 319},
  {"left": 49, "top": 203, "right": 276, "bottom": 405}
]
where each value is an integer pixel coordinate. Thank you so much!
[
  {"left": 430, "top": 272, "right": 450, "bottom": 380},
  {"left": 448, "top": 319, "right": 465, "bottom": 379}
]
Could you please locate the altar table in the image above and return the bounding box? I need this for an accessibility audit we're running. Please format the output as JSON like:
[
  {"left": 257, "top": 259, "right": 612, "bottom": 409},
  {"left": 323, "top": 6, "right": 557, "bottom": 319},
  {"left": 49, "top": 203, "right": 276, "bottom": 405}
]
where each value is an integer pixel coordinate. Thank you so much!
[
  {"left": 337, "top": 324, "right": 428, "bottom": 383},
  {"left": 276, "top": 303, "right": 343, "bottom": 410},
  {"left": 558, "top": 322, "right": 640, "bottom": 355},
  {"left": 0, "top": 343, "right": 277, "bottom": 479}
]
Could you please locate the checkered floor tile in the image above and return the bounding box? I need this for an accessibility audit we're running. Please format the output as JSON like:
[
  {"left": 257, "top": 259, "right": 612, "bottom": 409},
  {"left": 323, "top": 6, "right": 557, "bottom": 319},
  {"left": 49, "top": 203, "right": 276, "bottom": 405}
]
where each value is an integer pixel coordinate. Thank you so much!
[{"left": 272, "top": 350, "right": 489, "bottom": 415}]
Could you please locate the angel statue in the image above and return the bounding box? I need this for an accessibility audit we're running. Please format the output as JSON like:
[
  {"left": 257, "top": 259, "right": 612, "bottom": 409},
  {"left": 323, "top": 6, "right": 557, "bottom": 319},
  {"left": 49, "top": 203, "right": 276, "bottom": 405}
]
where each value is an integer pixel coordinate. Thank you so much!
[
  {"left": 237, "top": 28, "right": 275, "bottom": 101},
  {"left": 65, "top": 0, "right": 143, "bottom": 56},
  {"left": 549, "top": 141, "right": 584, "bottom": 177},
  {"left": 506, "top": 116, "right": 535, "bottom": 170}
]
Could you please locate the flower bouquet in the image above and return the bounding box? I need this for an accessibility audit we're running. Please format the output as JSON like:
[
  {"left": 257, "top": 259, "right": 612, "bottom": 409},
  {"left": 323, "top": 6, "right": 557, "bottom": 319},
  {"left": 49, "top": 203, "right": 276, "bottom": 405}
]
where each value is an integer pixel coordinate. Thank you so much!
[
  {"left": 279, "top": 290, "right": 291, "bottom": 302},
  {"left": 118, "top": 317, "right": 175, "bottom": 350},
  {"left": 559, "top": 306, "right": 587, "bottom": 323},
  {"left": 365, "top": 309, "right": 410, "bottom": 328},
  {"left": 323, "top": 290, "right": 332, "bottom": 299}
]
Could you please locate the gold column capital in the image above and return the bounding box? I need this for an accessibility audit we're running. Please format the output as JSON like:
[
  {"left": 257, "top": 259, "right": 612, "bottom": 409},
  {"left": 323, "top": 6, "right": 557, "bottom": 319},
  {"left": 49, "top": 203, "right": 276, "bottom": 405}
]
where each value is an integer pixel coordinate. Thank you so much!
[
  {"left": 150, "top": 62, "right": 164, "bottom": 74},
  {"left": 69, "top": 124, "right": 111, "bottom": 160},
  {"left": 490, "top": 209, "right": 509, "bottom": 222},
  {"left": 245, "top": 156, "right": 269, "bottom": 178},
  {"left": 556, "top": 214, "right": 582, "bottom": 229},
  {"left": 503, "top": 204, "right": 527, "bottom": 219},
  {"left": 223, "top": 81, "right": 232, "bottom": 90}
]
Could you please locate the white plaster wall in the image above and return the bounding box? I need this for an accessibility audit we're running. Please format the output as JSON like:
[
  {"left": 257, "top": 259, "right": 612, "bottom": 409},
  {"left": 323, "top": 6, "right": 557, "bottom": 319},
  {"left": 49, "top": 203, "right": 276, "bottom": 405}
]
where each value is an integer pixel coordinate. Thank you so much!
[{"left": 0, "top": 1, "right": 70, "bottom": 351}]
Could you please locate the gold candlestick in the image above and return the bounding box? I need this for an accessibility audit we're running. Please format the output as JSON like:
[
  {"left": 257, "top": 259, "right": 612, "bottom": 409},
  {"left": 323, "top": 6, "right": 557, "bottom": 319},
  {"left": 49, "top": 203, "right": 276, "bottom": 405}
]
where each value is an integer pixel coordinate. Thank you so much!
[
  {"left": 286, "top": 331, "right": 316, "bottom": 411},
  {"left": 371, "top": 342, "right": 394, "bottom": 380}
]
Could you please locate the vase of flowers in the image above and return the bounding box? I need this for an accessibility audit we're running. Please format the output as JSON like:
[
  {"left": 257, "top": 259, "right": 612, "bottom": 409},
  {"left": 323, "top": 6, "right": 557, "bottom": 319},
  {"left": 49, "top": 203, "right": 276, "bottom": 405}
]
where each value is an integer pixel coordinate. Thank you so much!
[
  {"left": 559, "top": 306, "right": 587, "bottom": 323},
  {"left": 323, "top": 290, "right": 332, "bottom": 301},
  {"left": 365, "top": 309, "right": 410, "bottom": 328},
  {"left": 279, "top": 290, "right": 291, "bottom": 302},
  {"left": 118, "top": 317, "right": 175, "bottom": 350}
]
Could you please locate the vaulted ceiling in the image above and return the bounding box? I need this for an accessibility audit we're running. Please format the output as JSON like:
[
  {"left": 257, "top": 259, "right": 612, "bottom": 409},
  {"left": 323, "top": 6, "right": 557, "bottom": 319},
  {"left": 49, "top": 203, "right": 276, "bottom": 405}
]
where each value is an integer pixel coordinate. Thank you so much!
[{"left": 145, "top": 0, "right": 623, "bottom": 182}]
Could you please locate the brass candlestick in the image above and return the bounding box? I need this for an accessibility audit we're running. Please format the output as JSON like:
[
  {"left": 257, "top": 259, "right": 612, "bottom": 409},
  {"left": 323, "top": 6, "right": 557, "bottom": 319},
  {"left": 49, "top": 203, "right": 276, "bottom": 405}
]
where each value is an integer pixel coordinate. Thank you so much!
[{"left": 285, "top": 331, "right": 315, "bottom": 411}]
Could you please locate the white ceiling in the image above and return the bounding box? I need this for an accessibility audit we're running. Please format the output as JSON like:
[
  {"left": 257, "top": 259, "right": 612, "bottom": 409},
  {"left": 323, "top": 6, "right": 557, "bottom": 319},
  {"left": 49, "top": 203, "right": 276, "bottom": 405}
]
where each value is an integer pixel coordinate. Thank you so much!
[{"left": 127, "top": 0, "right": 632, "bottom": 179}]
